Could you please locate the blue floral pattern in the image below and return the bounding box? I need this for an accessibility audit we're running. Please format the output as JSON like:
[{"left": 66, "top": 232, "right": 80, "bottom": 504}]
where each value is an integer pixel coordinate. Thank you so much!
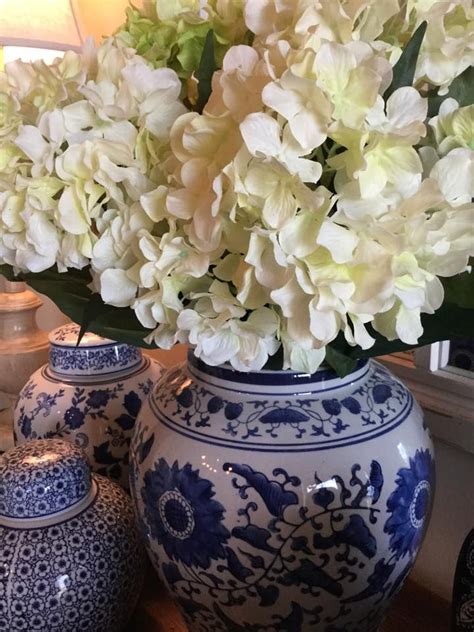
[
  {"left": 134, "top": 451, "right": 432, "bottom": 632},
  {"left": 49, "top": 344, "right": 142, "bottom": 375},
  {"left": 50, "top": 323, "right": 82, "bottom": 343},
  {"left": 142, "top": 459, "right": 230, "bottom": 569},
  {"left": 155, "top": 363, "right": 409, "bottom": 447},
  {"left": 14, "top": 372, "right": 156, "bottom": 489},
  {"left": 0, "top": 440, "right": 91, "bottom": 519},
  {"left": 15, "top": 382, "right": 66, "bottom": 441},
  {"left": 0, "top": 469, "right": 145, "bottom": 632},
  {"left": 384, "top": 449, "right": 435, "bottom": 559},
  {"left": 130, "top": 358, "right": 433, "bottom": 632}
]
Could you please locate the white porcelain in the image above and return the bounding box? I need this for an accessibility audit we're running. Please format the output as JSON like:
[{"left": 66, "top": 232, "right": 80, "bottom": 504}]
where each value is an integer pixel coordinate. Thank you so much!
[
  {"left": 130, "top": 353, "right": 434, "bottom": 632},
  {"left": 0, "top": 439, "right": 145, "bottom": 632},
  {"left": 13, "top": 324, "right": 163, "bottom": 489}
]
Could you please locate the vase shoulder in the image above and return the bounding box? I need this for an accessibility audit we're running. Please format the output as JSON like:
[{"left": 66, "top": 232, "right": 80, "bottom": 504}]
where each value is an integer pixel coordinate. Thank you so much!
[{"left": 149, "top": 357, "right": 415, "bottom": 452}]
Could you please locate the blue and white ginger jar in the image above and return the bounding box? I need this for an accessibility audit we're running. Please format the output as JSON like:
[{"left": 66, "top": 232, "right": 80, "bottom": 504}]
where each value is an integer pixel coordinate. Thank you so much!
[
  {"left": 13, "top": 324, "right": 163, "bottom": 489},
  {"left": 130, "top": 353, "right": 435, "bottom": 632},
  {"left": 0, "top": 439, "right": 145, "bottom": 632}
]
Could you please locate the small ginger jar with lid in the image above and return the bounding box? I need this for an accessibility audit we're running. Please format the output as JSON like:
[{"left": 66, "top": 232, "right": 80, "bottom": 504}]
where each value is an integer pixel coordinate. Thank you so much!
[
  {"left": 13, "top": 324, "right": 163, "bottom": 489},
  {"left": 0, "top": 439, "right": 145, "bottom": 632}
]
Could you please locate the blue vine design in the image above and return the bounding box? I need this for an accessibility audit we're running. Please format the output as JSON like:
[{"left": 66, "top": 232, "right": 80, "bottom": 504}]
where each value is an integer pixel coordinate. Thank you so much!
[
  {"left": 157, "top": 365, "right": 408, "bottom": 443},
  {"left": 16, "top": 377, "right": 154, "bottom": 485},
  {"left": 49, "top": 344, "right": 141, "bottom": 374},
  {"left": 143, "top": 458, "right": 410, "bottom": 631},
  {"left": 16, "top": 381, "right": 66, "bottom": 440}
]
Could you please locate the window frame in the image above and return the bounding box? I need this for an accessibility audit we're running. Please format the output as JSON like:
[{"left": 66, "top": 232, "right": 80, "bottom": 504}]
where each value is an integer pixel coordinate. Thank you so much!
[{"left": 379, "top": 342, "right": 474, "bottom": 455}]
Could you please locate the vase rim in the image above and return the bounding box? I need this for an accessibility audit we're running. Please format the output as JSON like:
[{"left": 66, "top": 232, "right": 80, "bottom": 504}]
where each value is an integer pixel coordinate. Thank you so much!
[
  {"left": 47, "top": 324, "right": 142, "bottom": 378},
  {"left": 187, "top": 350, "right": 368, "bottom": 387}
]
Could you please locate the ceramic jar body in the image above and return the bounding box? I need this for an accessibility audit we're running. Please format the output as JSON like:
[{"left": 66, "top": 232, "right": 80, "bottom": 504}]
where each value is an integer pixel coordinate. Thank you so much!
[
  {"left": 130, "top": 355, "right": 435, "bottom": 632},
  {"left": 13, "top": 325, "right": 163, "bottom": 489},
  {"left": 0, "top": 440, "right": 145, "bottom": 632}
]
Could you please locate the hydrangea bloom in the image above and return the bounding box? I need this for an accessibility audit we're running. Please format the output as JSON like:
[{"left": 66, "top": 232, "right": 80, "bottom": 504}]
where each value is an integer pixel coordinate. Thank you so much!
[
  {"left": 116, "top": 0, "right": 249, "bottom": 79},
  {"left": 1, "top": 0, "right": 473, "bottom": 373}
]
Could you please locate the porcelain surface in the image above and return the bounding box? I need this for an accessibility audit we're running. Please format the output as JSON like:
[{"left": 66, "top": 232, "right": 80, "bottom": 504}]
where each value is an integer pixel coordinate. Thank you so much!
[
  {"left": 130, "top": 354, "right": 435, "bottom": 632},
  {"left": 13, "top": 324, "right": 163, "bottom": 489},
  {"left": 0, "top": 439, "right": 145, "bottom": 632}
]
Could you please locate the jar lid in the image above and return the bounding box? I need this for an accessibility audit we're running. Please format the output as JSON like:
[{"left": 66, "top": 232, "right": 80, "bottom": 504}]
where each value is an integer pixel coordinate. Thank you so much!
[
  {"left": 48, "top": 324, "right": 142, "bottom": 378},
  {"left": 0, "top": 439, "right": 92, "bottom": 520}
]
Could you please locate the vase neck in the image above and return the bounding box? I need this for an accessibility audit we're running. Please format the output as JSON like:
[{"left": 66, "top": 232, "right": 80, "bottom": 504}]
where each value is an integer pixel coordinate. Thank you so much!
[{"left": 187, "top": 352, "right": 369, "bottom": 395}]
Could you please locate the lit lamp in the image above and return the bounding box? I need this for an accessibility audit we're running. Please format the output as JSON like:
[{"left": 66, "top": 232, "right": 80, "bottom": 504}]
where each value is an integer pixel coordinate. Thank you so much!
[
  {"left": 73, "top": 0, "right": 144, "bottom": 44},
  {"left": 0, "top": 0, "right": 83, "bottom": 64},
  {"left": 0, "top": 1, "right": 146, "bottom": 66}
]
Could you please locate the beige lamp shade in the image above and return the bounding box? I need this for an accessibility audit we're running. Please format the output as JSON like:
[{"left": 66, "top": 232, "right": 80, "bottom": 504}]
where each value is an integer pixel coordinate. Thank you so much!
[
  {"left": 0, "top": 0, "right": 147, "bottom": 66},
  {"left": 73, "top": 0, "right": 144, "bottom": 43},
  {"left": 0, "top": 1, "right": 146, "bottom": 50},
  {"left": 0, "top": 0, "right": 83, "bottom": 51}
]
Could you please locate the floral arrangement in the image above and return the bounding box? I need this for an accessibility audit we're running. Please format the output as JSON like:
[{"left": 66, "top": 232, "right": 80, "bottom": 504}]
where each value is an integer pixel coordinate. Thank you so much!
[{"left": 0, "top": 0, "right": 473, "bottom": 374}]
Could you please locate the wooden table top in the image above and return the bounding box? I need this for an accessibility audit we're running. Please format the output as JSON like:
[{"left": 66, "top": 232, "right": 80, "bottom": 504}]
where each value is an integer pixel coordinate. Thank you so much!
[{"left": 127, "top": 572, "right": 451, "bottom": 632}]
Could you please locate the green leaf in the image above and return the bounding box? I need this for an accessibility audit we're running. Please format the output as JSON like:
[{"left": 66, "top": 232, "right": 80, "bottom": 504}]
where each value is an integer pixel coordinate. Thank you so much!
[
  {"left": 77, "top": 293, "right": 106, "bottom": 347},
  {"left": 0, "top": 266, "right": 154, "bottom": 349},
  {"left": 24, "top": 270, "right": 92, "bottom": 330},
  {"left": 195, "top": 29, "right": 217, "bottom": 114},
  {"left": 442, "top": 269, "right": 474, "bottom": 309},
  {"left": 384, "top": 21, "right": 427, "bottom": 100},
  {"left": 0, "top": 264, "right": 20, "bottom": 282},
  {"left": 427, "top": 66, "right": 474, "bottom": 117},
  {"left": 325, "top": 346, "right": 358, "bottom": 377},
  {"left": 81, "top": 301, "right": 155, "bottom": 349},
  {"left": 262, "top": 345, "right": 284, "bottom": 371}
]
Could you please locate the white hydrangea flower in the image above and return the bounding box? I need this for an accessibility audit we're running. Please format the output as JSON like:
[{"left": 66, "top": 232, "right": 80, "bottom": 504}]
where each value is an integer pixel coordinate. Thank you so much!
[
  {"left": 178, "top": 291, "right": 280, "bottom": 371},
  {"left": 262, "top": 69, "right": 332, "bottom": 151},
  {"left": 314, "top": 41, "right": 386, "bottom": 128},
  {"left": 429, "top": 98, "right": 474, "bottom": 155},
  {"left": 1, "top": 1, "right": 473, "bottom": 372},
  {"left": 430, "top": 147, "right": 474, "bottom": 207},
  {"left": 0, "top": 178, "right": 61, "bottom": 272},
  {"left": 206, "top": 45, "right": 271, "bottom": 121},
  {"left": 414, "top": 0, "right": 474, "bottom": 92},
  {"left": 281, "top": 331, "right": 327, "bottom": 374}
]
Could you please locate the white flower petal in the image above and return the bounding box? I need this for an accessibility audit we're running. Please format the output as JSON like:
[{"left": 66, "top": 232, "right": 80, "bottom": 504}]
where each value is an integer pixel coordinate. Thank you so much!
[
  {"left": 240, "top": 112, "right": 282, "bottom": 157},
  {"left": 316, "top": 221, "right": 359, "bottom": 264},
  {"left": 396, "top": 305, "right": 423, "bottom": 345},
  {"left": 100, "top": 269, "right": 137, "bottom": 307},
  {"left": 15, "top": 126, "right": 49, "bottom": 164},
  {"left": 430, "top": 148, "right": 474, "bottom": 207},
  {"left": 386, "top": 87, "right": 428, "bottom": 129}
]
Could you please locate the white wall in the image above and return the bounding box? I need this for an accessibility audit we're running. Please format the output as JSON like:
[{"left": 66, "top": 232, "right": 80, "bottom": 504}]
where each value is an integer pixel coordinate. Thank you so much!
[{"left": 411, "top": 436, "right": 474, "bottom": 601}]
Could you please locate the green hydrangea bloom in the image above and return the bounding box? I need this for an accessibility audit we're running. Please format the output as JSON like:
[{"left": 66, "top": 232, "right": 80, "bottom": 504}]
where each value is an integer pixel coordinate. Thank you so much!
[
  {"left": 116, "top": 8, "right": 179, "bottom": 71},
  {"left": 115, "top": 2, "right": 249, "bottom": 80}
]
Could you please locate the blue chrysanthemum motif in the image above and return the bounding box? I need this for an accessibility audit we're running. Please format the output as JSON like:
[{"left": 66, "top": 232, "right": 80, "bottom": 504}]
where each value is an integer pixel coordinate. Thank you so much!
[
  {"left": 384, "top": 449, "right": 434, "bottom": 559},
  {"left": 142, "top": 459, "right": 230, "bottom": 569}
]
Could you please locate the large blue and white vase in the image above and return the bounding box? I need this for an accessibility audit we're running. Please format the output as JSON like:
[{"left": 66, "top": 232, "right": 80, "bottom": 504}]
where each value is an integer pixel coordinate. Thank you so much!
[
  {"left": 13, "top": 324, "right": 163, "bottom": 489},
  {"left": 130, "top": 352, "right": 435, "bottom": 631},
  {"left": 0, "top": 439, "right": 145, "bottom": 632}
]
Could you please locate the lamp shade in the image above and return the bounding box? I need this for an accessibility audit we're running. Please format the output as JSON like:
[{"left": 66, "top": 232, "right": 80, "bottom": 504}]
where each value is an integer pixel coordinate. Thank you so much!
[
  {"left": 0, "top": 0, "right": 83, "bottom": 51},
  {"left": 73, "top": 0, "right": 144, "bottom": 44}
]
